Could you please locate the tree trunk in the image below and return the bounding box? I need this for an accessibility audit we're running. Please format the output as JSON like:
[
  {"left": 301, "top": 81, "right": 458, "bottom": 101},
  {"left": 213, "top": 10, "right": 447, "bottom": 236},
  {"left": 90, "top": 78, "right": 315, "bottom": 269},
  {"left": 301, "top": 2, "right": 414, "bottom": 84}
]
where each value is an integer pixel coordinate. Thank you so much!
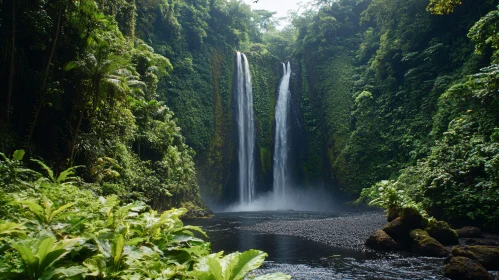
[
  {"left": 69, "top": 109, "right": 84, "bottom": 166},
  {"left": 6, "top": 0, "right": 15, "bottom": 126},
  {"left": 26, "top": 11, "right": 62, "bottom": 146}
]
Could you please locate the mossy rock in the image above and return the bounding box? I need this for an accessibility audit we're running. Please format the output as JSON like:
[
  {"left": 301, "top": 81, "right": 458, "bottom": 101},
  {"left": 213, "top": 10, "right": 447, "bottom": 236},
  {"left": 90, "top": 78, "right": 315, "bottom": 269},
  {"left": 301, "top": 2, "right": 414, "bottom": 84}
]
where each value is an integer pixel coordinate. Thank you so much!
[
  {"left": 410, "top": 229, "right": 449, "bottom": 257},
  {"left": 383, "top": 211, "right": 426, "bottom": 244},
  {"left": 444, "top": 256, "right": 493, "bottom": 280},
  {"left": 387, "top": 207, "right": 399, "bottom": 222},
  {"left": 456, "top": 227, "right": 482, "bottom": 238},
  {"left": 426, "top": 220, "right": 458, "bottom": 245},
  {"left": 365, "top": 229, "right": 398, "bottom": 251},
  {"left": 451, "top": 245, "right": 499, "bottom": 270}
]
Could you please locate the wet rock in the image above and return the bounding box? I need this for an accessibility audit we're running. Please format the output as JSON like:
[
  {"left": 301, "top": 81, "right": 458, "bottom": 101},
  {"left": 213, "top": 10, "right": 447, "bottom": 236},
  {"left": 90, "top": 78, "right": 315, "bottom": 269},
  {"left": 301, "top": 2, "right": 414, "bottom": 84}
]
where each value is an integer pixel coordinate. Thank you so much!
[
  {"left": 426, "top": 221, "right": 458, "bottom": 245},
  {"left": 387, "top": 207, "right": 399, "bottom": 222},
  {"left": 443, "top": 256, "right": 493, "bottom": 280},
  {"left": 383, "top": 212, "right": 426, "bottom": 242},
  {"left": 365, "top": 229, "right": 398, "bottom": 251},
  {"left": 456, "top": 226, "right": 481, "bottom": 238},
  {"left": 410, "top": 229, "right": 449, "bottom": 257},
  {"left": 463, "top": 238, "right": 499, "bottom": 246},
  {"left": 451, "top": 245, "right": 499, "bottom": 270}
]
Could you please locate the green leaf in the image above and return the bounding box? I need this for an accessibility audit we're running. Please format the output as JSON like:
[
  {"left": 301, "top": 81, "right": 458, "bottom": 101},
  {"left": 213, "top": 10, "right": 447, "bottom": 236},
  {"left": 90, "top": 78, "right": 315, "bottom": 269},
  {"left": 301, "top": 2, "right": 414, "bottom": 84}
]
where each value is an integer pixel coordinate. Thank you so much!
[
  {"left": 31, "top": 159, "right": 55, "bottom": 182},
  {"left": 0, "top": 221, "right": 25, "bottom": 236},
  {"left": 65, "top": 61, "right": 78, "bottom": 71},
  {"left": 50, "top": 202, "right": 76, "bottom": 222},
  {"left": 12, "top": 243, "right": 38, "bottom": 274},
  {"left": 11, "top": 199, "right": 44, "bottom": 221},
  {"left": 12, "top": 150, "right": 25, "bottom": 161},
  {"left": 112, "top": 234, "right": 125, "bottom": 267},
  {"left": 184, "top": 225, "right": 207, "bottom": 237},
  {"left": 188, "top": 271, "right": 216, "bottom": 280},
  {"left": 83, "top": 255, "right": 107, "bottom": 277},
  {"left": 253, "top": 272, "right": 292, "bottom": 280},
  {"left": 228, "top": 250, "right": 267, "bottom": 280},
  {"left": 52, "top": 266, "right": 87, "bottom": 278}
]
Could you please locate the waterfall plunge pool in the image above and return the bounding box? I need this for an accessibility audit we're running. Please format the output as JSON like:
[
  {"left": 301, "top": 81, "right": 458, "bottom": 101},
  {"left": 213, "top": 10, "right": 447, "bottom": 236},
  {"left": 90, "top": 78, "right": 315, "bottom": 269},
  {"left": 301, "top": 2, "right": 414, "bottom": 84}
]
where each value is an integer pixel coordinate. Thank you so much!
[{"left": 187, "top": 211, "right": 447, "bottom": 279}]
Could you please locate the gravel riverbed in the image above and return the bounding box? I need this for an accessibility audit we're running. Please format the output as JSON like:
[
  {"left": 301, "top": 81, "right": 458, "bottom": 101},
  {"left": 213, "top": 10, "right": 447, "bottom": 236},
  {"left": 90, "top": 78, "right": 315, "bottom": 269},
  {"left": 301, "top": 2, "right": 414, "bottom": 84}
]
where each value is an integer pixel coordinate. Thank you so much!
[{"left": 241, "top": 212, "right": 386, "bottom": 251}]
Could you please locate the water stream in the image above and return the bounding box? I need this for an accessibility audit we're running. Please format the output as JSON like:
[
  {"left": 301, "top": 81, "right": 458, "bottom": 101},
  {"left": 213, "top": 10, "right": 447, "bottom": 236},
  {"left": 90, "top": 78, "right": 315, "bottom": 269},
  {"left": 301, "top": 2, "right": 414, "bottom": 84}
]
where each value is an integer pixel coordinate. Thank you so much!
[
  {"left": 273, "top": 62, "right": 292, "bottom": 197},
  {"left": 235, "top": 52, "right": 255, "bottom": 204}
]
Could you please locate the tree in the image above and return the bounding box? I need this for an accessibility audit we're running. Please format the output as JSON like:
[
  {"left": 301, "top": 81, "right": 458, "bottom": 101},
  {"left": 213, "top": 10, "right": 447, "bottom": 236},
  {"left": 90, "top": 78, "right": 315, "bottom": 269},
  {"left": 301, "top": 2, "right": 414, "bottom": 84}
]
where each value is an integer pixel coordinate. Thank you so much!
[{"left": 426, "top": 0, "right": 462, "bottom": 14}]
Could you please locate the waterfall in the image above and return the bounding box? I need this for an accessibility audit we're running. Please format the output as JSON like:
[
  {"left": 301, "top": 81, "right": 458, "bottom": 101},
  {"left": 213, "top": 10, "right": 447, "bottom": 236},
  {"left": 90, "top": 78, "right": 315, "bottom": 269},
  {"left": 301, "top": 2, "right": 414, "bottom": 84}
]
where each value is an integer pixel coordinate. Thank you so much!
[
  {"left": 236, "top": 52, "right": 255, "bottom": 204},
  {"left": 273, "top": 62, "right": 291, "bottom": 197}
]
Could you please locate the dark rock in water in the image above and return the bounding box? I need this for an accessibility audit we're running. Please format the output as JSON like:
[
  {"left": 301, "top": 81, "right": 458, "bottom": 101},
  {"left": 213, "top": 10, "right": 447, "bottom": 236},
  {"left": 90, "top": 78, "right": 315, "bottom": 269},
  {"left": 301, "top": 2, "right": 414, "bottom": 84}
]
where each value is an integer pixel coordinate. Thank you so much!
[
  {"left": 426, "top": 220, "right": 459, "bottom": 245},
  {"left": 444, "top": 256, "right": 493, "bottom": 280},
  {"left": 451, "top": 245, "right": 499, "bottom": 270},
  {"left": 383, "top": 212, "right": 426, "bottom": 243},
  {"left": 457, "top": 226, "right": 482, "bottom": 238},
  {"left": 410, "top": 229, "right": 449, "bottom": 257},
  {"left": 365, "top": 229, "right": 398, "bottom": 251},
  {"left": 464, "top": 238, "right": 499, "bottom": 246}
]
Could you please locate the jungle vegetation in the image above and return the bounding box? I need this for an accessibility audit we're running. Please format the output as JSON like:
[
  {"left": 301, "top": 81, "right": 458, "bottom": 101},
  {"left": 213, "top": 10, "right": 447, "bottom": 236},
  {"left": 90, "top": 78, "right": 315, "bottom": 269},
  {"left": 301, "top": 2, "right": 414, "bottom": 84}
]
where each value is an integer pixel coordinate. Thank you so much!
[{"left": 1, "top": 0, "right": 499, "bottom": 277}]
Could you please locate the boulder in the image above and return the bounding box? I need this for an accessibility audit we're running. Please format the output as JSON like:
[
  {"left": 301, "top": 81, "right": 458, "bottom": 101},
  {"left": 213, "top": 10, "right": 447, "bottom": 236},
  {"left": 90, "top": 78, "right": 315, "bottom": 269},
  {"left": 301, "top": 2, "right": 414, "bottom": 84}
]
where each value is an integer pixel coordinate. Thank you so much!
[
  {"left": 410, "top": 229, "right": 449, "bottom": 257},
  {"left": 387, "top": 207, "right": 399, "bottom": 222},
  {"left": 426, "top": 220, "right": 459, "bottom": 245},
  {"left": 383, "top": 212, "right": 426, "bottom": 243},
  {"left": 456, "top": 227, "right": 481, "bottom": 238},
  {"left": 451, "top": 245, "right": 499, "bottom": 270},
  {"left": 443, "top": 256, "right": 493, "bottom": 280},
  {"left": 365, "top": 230, "right": 398, "bottom": 251},
  {"left": 464, "top": 238, "right": 499, "bottom": 246}
]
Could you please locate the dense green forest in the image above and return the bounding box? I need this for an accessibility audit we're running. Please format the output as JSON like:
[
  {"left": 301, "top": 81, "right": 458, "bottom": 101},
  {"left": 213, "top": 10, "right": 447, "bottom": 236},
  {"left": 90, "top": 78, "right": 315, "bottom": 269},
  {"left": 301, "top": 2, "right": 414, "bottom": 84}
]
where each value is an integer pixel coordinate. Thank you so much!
[{"left": 1, "top": 0, "right": 499, "bottom": 277}]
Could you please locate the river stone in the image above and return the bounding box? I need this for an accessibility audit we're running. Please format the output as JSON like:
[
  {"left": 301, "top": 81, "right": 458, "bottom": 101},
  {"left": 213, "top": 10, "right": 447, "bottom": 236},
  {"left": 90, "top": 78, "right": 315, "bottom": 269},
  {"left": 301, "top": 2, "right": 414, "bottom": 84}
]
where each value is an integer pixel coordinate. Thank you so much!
[
  {"left": 443, "top": 256, "right": 493, "bottom": 280},
  {"left": 365, "top": 229, "right": 398, "bottom": 251},
  {"left": 451, "top": 245, "right": 499, "bottom": 270},
  {"left": 426, "top": 221, "right": 458, "bottom": 245},
  {"left": 410, "top": 229, "right": 449, "bottom": 257},
  {"left": 456, "top": 226, "right": 482, "bottom": 238}
]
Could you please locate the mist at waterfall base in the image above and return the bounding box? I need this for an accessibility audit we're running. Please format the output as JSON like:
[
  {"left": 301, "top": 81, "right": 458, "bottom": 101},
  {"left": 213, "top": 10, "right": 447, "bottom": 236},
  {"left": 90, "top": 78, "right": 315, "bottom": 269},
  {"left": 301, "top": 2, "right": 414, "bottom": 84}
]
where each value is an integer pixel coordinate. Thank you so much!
[{"left": 222, "top": 186, "right": 339, "bottom": 213}]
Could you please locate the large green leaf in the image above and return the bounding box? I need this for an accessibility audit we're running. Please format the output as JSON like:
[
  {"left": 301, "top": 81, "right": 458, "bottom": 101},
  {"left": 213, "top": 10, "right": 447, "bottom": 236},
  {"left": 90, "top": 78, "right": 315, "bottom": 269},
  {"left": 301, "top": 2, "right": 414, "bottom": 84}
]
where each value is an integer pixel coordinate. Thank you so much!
[
  {"left": 83, "top": 255, "right": 107, "bottom": 277},
  {"left": 12, "top": 243, "right": 38, "bottom": 276},
  {"left": 253, "top": 272, "right": 292, "bottom": 280},
  {"left": 112, "top": 234, "right": 125, "bottom": 268},
  {"left": 56, "top": 165, "right": 82, "bottom": 185},
  {"left": 227, "top": 250, "right": 267, "bottom": 280},
  {"left": 50, "top": 202, "right": 76, "bottom": 223},
  {"left": 31, "top": 159, "right": 55, "bottom": 182},
  {"left": 12, "top": 150, "right": 25, "bottom": 161},
  {"left": 11, "top": 199, "right": 44, "bottom": 220},
  {"left": 51, "top": 266, "right": 88, "bottom": 279},
  {"left": 0, "top": 221, "right": 25, "bottom": 236}
]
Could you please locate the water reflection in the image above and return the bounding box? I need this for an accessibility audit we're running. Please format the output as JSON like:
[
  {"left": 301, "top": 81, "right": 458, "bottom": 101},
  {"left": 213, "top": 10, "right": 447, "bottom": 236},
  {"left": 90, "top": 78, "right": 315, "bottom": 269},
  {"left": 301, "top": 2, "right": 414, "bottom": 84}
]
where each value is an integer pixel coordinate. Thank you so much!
[{"left": 187, "top": 211, "right": 446, "bottom": 279}]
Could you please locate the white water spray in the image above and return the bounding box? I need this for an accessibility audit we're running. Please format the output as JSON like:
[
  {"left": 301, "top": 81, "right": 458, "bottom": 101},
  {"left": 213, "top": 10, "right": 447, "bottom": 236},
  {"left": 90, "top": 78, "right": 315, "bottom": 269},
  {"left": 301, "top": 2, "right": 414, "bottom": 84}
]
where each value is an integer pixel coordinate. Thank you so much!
[
  {"left": 273, "top": 62, "right": 291, "bottom": 197},
  {"left": 236, "top": 52, "right": 255, "bottom": 204}
]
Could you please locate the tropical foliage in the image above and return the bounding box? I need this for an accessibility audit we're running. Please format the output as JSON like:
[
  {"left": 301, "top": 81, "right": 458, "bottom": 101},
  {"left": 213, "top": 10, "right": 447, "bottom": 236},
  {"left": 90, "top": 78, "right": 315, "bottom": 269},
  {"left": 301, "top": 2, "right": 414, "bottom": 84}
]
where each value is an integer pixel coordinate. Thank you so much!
[{"left": 0, "top": 151, "right": 288, "bottom": 279}]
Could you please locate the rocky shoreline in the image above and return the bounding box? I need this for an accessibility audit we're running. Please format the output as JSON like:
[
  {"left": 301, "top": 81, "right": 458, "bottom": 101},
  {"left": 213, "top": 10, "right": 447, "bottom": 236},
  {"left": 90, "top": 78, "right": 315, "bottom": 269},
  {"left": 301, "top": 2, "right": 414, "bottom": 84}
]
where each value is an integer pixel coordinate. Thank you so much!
[{"left": 241, "top": 210, "right": 499, "bottom": 279}]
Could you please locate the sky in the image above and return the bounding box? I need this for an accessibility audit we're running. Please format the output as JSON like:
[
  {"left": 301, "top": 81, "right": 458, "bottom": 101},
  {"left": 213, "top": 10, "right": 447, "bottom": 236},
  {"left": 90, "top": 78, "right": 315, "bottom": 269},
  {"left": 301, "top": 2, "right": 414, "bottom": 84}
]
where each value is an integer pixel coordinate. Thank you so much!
[{"left": 243, "top": 0, "right": 304, "bottom": 20}]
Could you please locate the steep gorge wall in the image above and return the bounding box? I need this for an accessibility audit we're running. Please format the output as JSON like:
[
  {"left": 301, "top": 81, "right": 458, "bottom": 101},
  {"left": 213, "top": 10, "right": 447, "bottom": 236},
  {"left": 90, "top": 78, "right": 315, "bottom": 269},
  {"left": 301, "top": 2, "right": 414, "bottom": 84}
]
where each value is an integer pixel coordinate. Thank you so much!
[
  {"left": 160, "top": 45, "right": 281, "bottom": 206},
  {"left": 289, "top": 0, "right": 493, "bottom": 197}
]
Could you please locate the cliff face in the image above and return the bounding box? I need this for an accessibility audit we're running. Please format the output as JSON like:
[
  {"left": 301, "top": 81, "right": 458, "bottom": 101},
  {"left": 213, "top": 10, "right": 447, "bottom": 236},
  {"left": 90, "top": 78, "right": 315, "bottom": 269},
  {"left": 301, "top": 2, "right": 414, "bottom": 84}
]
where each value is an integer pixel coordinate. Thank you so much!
[
  {"left": 159, "top": 45, "right": 281, "bottom": 206},
  {"left": 149, "top": 0, "right": 495, "bottom": 208}
]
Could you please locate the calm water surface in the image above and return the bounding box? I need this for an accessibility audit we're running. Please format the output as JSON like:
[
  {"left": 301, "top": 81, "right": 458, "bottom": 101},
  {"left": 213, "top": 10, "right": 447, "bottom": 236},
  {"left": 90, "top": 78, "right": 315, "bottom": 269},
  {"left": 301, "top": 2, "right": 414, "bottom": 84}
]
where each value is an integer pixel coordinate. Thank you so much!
[{"left": 188, "top": 211, "right": 446, "bottom": 280}]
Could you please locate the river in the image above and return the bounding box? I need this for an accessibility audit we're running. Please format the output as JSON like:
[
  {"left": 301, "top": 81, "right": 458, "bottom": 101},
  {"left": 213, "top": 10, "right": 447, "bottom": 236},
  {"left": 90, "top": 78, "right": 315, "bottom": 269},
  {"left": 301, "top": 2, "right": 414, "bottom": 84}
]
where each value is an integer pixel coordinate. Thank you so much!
[{"left": 188, "top": 211, "right": 446, "bottom": 279}]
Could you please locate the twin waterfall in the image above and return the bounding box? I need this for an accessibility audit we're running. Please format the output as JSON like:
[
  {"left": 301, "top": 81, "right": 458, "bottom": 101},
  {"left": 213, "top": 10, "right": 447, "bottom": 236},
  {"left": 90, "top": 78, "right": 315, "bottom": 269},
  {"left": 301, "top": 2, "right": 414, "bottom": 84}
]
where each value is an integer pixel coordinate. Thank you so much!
[
  {"left": 236, "top": 52, "right": 256, "bottom": 204},
  {"left": 273, "top": 62, "right": 292, "bottom": 197},
  {"left": 235, "top": 52, "right": 291, "bottom": 204}
]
